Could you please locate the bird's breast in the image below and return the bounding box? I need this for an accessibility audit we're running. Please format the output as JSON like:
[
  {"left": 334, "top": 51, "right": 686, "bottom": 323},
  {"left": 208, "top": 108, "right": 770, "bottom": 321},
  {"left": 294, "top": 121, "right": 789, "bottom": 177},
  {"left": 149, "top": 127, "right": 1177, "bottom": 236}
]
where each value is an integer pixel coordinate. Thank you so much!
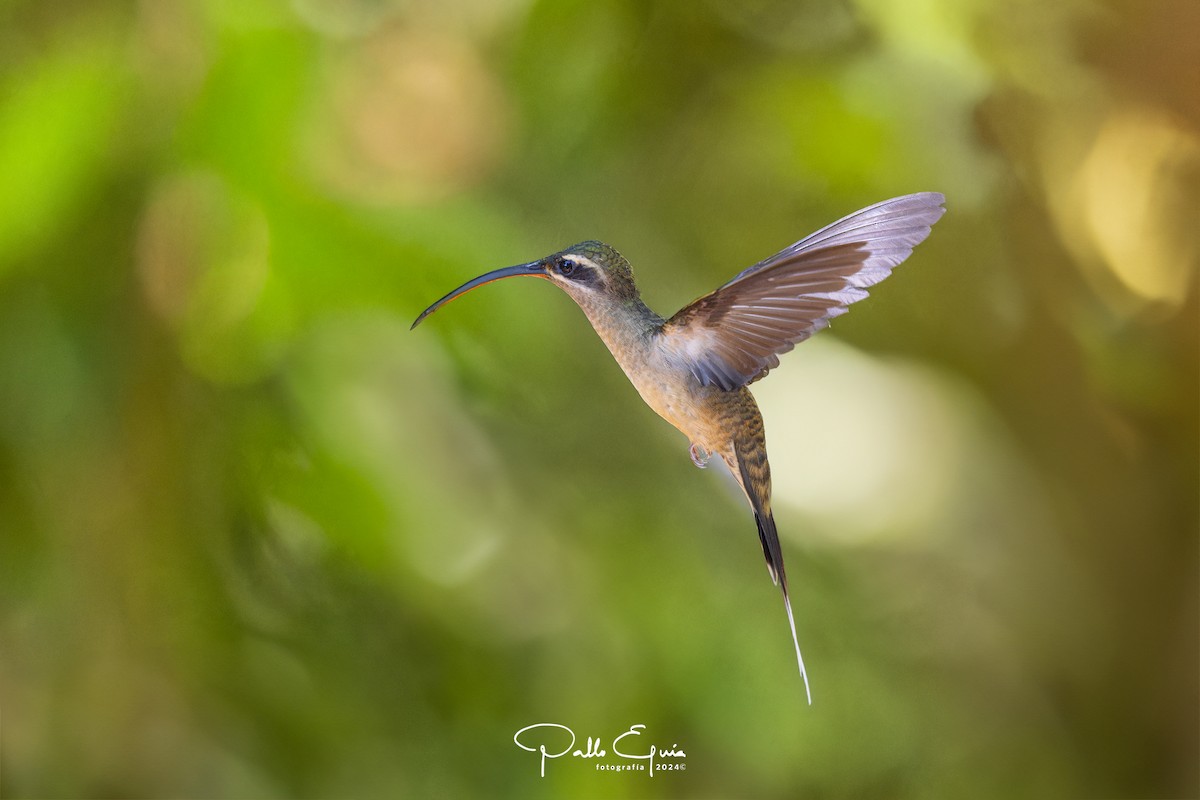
[
  {"left": 577, "top": 302, "right": 734, "bottom": 451},
  {"left": 609, "top": 337, "right": 732, "bottom": 452}
]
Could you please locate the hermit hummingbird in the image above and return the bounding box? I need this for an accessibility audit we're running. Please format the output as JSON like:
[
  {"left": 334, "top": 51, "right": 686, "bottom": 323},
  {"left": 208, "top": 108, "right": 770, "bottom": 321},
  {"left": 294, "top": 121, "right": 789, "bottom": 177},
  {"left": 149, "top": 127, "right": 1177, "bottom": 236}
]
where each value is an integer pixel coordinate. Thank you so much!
[{"left": 412, "top": 193, "right": 946, "bottom": 703}]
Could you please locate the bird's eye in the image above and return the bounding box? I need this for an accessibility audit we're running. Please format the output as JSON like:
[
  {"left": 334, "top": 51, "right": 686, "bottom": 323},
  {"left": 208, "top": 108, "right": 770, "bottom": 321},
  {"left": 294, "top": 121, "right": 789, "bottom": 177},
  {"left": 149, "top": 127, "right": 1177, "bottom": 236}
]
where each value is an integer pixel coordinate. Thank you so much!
[{"left": 558, "top": 258, "right": 577, "bottom": 277}]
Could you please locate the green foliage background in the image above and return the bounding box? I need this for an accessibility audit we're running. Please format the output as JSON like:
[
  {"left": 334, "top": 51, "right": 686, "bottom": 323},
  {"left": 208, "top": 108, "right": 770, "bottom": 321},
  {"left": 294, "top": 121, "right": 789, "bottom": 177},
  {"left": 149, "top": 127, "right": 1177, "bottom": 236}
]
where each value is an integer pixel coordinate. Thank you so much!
[{"left": 1, "top": 0, "right": 1196, "bottom": 797}]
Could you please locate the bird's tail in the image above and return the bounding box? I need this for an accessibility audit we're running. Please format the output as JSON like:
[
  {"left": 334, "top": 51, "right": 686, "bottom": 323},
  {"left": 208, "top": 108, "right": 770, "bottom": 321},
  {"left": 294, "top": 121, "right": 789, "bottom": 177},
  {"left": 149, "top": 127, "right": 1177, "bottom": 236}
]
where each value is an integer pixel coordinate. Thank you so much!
[{"left": 734, "top": 442, "right": 813, "bottom": 705}]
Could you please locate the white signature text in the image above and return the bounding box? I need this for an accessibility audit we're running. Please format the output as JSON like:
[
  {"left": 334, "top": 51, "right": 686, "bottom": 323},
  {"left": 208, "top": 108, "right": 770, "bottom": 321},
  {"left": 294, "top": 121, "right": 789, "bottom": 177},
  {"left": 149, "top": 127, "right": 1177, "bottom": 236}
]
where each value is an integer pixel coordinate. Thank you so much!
[{"left": 513, "top": 723, "right": 687, "bottom": 778}]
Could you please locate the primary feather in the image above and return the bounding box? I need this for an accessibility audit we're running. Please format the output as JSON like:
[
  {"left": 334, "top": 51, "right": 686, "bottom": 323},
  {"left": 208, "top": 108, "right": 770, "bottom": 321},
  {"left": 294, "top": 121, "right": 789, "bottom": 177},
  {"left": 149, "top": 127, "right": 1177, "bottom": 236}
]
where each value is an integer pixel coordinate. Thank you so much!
[{"left": 661, "top": 192, "right": 946, "bottom": 390}]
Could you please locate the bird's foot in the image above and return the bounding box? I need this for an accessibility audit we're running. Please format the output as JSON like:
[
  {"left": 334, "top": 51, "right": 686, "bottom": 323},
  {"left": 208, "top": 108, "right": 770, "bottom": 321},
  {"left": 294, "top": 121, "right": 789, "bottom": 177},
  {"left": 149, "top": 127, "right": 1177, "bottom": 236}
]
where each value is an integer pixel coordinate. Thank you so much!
[{"left": 689, "top": 443, "right": 711, "bottom": 469}]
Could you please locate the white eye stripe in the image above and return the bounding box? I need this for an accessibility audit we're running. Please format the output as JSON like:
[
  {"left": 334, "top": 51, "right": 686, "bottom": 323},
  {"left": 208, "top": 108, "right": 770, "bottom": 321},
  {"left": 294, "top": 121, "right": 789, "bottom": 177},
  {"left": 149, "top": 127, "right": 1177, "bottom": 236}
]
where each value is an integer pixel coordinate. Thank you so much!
[
  {"left": 555, "top": 254, "right": 604, "bottom": 286},
  {"left": 563, "top": 255, "right": 601, "bottom": 271}
]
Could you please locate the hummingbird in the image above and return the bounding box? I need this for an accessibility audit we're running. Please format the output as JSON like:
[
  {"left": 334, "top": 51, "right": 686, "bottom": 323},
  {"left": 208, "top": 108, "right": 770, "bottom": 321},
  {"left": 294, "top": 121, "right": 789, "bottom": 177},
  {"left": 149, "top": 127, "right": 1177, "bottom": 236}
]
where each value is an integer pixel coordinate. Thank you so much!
[{"left": 412, "top": 193, "right": 945, "bottom": 703}]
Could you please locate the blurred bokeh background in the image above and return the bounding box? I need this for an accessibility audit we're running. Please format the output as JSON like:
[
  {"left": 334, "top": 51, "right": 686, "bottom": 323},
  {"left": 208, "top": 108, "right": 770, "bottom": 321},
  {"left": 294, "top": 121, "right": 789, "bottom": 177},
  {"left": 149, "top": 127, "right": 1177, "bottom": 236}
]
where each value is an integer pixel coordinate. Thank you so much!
[{"left": 1, "top": 0, "right": 1196, "bottom": 797}]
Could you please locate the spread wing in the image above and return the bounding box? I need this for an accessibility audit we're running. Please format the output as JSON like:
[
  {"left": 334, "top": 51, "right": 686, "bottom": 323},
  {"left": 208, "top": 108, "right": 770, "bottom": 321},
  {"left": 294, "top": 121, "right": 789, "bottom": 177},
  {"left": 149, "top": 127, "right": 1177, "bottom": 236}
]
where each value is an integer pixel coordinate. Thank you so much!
[{"left": 660, "top": 192, "right": 945, "bottom": 390}]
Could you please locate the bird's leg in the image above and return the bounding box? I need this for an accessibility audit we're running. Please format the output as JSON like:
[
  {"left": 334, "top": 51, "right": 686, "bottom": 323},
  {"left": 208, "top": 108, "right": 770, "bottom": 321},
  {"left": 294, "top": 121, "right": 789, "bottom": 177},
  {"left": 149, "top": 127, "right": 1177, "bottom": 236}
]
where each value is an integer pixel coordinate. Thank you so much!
[{"left": 689, "top": 442, "right": 711, "bottom": 469}]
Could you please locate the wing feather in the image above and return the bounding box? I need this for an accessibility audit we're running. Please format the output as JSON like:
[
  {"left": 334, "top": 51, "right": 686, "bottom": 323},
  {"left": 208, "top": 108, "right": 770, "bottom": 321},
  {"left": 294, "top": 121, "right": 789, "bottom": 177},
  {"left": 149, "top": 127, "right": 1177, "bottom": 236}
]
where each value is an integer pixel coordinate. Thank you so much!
[{"left": 661, "top": 193, "right": 945, "bottom": 390}]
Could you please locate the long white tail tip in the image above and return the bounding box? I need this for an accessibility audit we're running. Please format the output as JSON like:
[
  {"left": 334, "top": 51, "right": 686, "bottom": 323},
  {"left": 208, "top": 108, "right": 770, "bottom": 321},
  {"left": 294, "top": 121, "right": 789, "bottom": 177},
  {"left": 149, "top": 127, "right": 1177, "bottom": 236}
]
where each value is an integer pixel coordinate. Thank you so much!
[{"left": 783, "top": 590, "right": 812, "bottom": 705}]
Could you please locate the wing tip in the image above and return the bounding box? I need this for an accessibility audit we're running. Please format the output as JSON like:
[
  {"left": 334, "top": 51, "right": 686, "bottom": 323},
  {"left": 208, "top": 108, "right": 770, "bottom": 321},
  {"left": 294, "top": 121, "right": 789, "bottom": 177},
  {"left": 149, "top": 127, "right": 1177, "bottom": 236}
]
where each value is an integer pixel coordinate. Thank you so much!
[{"left": 889, "top": 190, "right": 946, "bottom": 209}]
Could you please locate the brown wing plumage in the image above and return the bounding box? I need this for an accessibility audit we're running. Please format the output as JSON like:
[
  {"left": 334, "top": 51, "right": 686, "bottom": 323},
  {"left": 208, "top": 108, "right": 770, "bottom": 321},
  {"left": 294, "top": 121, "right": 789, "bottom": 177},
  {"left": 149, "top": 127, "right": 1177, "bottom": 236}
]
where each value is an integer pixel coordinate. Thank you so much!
[{"left": 661, "top": 193, "right": 946, "bottom": 390}]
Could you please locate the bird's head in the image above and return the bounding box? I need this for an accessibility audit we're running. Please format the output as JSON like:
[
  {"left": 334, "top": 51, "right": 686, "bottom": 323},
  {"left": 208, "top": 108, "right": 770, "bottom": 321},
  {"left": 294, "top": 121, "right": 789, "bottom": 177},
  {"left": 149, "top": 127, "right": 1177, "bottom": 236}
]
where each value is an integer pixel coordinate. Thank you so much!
[{"left": 411, "top": 240, "right": 640, "bottom": 329}]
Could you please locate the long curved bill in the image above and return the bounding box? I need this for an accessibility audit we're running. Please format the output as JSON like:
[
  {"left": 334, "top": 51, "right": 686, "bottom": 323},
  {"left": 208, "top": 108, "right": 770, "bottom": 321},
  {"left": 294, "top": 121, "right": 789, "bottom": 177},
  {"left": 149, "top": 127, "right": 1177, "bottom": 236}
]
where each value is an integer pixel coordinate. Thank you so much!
[{"left": 411, "top": 260, "right": 546, "bottom": 329}]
